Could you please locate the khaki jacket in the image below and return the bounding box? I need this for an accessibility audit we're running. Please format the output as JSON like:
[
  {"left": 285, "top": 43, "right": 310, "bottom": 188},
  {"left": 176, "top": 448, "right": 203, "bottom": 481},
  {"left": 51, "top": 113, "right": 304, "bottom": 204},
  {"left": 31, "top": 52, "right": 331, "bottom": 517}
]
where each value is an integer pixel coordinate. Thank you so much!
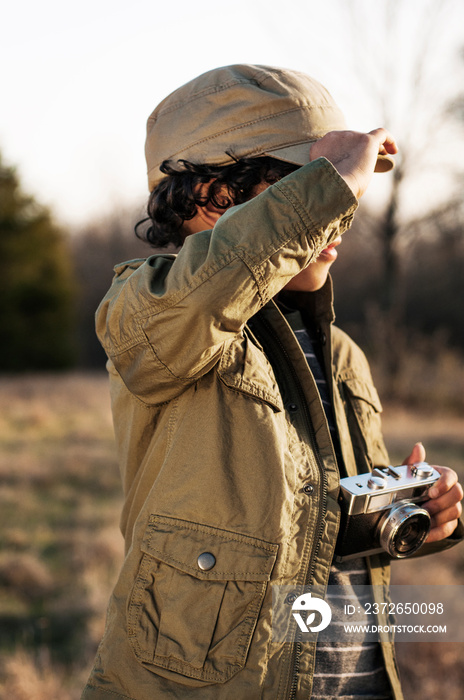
[{"left": 82, "top": 160, "right": 459, "bottom": 700}]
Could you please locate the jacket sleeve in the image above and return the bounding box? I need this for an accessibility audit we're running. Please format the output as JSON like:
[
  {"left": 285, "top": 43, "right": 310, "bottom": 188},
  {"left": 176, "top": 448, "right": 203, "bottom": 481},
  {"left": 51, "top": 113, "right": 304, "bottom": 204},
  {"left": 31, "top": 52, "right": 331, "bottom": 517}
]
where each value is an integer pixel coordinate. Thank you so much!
[{"left": 96, "top": 158, "right": 357, "bottom": 404}]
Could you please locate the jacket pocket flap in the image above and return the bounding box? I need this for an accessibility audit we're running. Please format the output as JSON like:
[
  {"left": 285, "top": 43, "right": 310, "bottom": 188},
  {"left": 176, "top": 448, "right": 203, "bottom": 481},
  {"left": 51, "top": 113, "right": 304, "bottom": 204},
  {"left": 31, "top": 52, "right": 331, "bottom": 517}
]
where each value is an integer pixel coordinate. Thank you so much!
[
  {"left": 342, "top": 377, "right": 383, "bottom": 412},
  {"left": 217, "top": 336, "right": 284, "bottom": 412},
  {"left": 141, "top": 515, "right": 278, "bottom": 582}
]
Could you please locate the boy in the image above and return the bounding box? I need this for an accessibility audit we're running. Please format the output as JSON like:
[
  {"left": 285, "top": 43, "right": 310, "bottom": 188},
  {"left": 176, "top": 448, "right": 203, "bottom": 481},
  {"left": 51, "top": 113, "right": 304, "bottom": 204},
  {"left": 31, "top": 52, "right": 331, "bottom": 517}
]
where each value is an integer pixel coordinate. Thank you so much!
[{"left": 83, "top": 64, "right": 462, "bottom": 700}]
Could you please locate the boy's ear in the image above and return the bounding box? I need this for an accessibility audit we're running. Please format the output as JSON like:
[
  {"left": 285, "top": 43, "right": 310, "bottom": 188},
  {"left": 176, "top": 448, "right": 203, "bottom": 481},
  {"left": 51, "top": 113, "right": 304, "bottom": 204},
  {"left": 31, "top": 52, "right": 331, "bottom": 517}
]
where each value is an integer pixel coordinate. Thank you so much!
[
  {"left": 196, "top": 197, "right": 224, "bottom": 228},
  {"left": 183, "top": 181, "right": 230, "bottom": 235}
]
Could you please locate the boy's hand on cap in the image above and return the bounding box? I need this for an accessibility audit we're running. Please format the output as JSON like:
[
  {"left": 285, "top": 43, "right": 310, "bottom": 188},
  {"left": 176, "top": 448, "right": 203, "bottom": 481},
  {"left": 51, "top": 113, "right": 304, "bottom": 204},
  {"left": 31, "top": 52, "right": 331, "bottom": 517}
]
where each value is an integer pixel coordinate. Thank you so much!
[{"left": 310, "top": 128, "right": 398, "bottom": 200}]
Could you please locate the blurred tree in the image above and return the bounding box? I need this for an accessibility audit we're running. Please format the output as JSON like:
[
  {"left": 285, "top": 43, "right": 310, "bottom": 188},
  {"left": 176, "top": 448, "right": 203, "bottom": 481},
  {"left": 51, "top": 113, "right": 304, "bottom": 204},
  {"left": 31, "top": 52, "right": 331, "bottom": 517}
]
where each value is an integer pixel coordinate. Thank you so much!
[
  {"left": 342, "top": 0, "right": 464, "bottom": 317},
  {"left": 403, "top": 196, "right": 464, "bottom": 346},
  {"left": 71, "top": 207, "right": 150, "bottom": 367},
  {"left": 0, "top": 153, "right": 76, "bottom": 370},
  {"left": 332, "top": 0, "right": 464, "bottom": 384},
  {"left": 333, "top": 200, "right": 464, "bottom": 346}
]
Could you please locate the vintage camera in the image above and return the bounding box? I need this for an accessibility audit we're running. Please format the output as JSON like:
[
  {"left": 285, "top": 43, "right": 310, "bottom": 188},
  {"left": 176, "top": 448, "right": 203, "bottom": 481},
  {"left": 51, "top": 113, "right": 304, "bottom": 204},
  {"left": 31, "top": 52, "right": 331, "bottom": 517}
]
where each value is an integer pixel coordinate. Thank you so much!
[{"left": 335, "top": 462, "right": 440, "bottom": 561}]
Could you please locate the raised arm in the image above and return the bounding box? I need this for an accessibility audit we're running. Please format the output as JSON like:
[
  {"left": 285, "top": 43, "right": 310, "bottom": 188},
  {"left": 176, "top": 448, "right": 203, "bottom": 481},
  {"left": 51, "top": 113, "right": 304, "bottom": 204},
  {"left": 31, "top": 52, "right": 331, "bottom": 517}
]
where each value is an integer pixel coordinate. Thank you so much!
[{"left": 96, "top": 159, "right": 357, "bottom": 403}]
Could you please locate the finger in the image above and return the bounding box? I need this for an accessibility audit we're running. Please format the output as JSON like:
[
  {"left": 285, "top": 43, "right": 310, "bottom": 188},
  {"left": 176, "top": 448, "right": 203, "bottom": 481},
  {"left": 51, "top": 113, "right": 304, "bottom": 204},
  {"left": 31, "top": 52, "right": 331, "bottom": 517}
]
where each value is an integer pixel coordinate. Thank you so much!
[
  {"left": 423, "top": 481, "right": 463, "bottom": 517},
  {"left": 368, "top": 127, "right": 398, "bottom": 155},
  {"left": 427, "top": 466, "right": 460, "bottom": 499},
  {"left": 427, "top": 500, "right": 463, "bottom": 528},
  {"left": 424, "top": 485, "right": 463, "bottom": 516},
  {"left": 402, "top": 442, "right": 426, "bottom": 466},
  {"left": 426, "top": 519, "right": 460, "bottom": 543}
]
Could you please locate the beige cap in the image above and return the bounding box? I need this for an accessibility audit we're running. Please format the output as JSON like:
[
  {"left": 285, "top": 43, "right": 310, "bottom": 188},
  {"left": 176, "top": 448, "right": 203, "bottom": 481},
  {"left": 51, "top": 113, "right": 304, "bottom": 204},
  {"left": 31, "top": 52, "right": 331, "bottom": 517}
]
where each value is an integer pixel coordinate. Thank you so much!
[{"left": 145, "top": 64, "right": 394, "bottom": 191}]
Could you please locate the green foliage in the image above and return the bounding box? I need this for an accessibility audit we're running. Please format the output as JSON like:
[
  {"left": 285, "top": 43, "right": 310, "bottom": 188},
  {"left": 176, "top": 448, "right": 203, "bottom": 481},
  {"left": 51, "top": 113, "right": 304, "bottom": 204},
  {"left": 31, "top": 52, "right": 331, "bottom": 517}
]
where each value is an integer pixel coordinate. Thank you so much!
[{"left": 0, "top": 154, "right": 76, "bottom": 370}]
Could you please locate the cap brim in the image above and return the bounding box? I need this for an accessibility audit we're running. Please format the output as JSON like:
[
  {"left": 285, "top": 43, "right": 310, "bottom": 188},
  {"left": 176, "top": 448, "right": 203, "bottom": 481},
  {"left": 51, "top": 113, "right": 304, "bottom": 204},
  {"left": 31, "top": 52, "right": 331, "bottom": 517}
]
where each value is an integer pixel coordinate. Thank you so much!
[
  {"left": 374, "top": 154, "right": 395, "bottom": 173},
  {"left": 266, "top": 143, "right": 395, "bottom": 173}
]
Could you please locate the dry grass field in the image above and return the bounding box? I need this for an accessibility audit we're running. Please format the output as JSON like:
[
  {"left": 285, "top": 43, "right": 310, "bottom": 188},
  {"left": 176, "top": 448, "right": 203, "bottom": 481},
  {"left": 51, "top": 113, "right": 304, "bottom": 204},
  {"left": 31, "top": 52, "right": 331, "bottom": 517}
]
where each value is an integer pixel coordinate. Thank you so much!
[
  {"left": 0, "top": 372, "right": 462, "bottom": 699},
  {"left": 0, "top": 373, "right": 123, "bottom": 699}
]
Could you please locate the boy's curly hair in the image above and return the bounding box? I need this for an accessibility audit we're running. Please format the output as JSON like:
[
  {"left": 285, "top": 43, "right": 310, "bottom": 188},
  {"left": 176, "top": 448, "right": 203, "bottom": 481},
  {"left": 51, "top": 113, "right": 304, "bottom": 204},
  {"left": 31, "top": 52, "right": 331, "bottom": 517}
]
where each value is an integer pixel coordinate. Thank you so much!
[{"left": 135, "top": 157, "right": 298, "bottom": 248}]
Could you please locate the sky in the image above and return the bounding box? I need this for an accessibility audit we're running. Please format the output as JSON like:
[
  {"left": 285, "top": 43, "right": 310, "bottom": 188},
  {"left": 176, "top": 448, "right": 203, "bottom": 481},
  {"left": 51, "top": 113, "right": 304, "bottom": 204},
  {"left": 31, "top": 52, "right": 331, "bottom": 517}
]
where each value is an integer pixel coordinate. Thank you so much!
[{"left": 1, "top": 0, "right": 463, "bottom": 229}]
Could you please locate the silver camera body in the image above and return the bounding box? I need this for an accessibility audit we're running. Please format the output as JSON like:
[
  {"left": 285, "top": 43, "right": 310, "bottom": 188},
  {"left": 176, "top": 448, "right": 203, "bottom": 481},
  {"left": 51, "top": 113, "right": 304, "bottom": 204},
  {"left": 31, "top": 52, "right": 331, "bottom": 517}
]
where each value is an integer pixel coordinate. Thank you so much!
[{"left": 335, "top": 462, "right": 440, "bottom": 561}]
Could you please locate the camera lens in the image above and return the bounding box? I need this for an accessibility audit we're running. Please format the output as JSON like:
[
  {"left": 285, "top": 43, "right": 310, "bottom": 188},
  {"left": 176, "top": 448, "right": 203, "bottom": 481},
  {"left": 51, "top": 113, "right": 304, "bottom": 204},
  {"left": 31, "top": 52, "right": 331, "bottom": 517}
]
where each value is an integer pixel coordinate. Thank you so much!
[
  {"left": 379, "top": 503, "right": 431, "bottom": 558},
  {"left": 394, "top": 514, "right": 429, "bottom": 554}
]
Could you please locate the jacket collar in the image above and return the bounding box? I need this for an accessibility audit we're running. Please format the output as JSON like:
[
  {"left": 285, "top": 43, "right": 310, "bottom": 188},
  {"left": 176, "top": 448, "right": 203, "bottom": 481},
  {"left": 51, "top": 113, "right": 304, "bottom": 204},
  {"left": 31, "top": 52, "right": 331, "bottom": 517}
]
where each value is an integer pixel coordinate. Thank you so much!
[{"left": 274, "top": 275, "right": 335, "bottom": 326}]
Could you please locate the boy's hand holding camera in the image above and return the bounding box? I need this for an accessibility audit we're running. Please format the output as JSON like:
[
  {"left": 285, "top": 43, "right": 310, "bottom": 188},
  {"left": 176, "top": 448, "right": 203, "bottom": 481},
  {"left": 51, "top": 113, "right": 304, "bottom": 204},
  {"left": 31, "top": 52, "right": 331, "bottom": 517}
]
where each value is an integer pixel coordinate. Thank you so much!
[{"left": 404, "top": 442, "right": 463, "bottom": 543}]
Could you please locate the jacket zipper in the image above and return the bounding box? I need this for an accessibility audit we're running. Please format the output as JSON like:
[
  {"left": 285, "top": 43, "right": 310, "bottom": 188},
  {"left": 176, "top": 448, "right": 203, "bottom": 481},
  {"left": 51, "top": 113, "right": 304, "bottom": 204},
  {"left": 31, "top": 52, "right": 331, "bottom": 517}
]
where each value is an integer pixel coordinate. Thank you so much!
[{"left": 250, "top": 313, "right": 329, "bottom": 700}]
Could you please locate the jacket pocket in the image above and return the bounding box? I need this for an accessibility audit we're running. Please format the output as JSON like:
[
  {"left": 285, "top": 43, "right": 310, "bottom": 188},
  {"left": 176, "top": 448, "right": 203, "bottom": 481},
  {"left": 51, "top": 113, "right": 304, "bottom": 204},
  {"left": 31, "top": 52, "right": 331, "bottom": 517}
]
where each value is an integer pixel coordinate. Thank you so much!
[
  {"left": 340, "top": 376, "right": 386, "bottom": 472},
  {"left": 127, "top": 515, "right": 278, "bottom": 686}
]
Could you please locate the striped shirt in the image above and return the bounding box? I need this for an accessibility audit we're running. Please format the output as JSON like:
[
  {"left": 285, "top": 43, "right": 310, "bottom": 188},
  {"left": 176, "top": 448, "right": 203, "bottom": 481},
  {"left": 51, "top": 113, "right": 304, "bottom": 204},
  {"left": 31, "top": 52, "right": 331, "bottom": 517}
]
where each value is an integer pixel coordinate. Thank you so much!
[
  {"left": 312, "top": 558, "right": 392, "bottom": 699},
  {"left": 279, "top": 305, "right": 393, "bottom": 700}
]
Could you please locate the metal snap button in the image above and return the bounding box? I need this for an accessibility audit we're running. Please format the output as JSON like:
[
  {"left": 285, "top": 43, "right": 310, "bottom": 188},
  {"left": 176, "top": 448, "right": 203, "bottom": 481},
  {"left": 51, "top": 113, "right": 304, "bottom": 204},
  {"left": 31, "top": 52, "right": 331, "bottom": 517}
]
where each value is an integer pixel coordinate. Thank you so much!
[
  {"left": 318, "top": 328, "right": 327, "bottom": 345},
  {"left": 287, "top": 403, "right": 298, "bottom": 413},
  {"left": 303, "top": 483, "right": 314, "bottom": 495},
  {"left": 197, "top": 552, "right": 216, "bottom": 571},
  {"left": 285, "top": 592, "right": 298, "bottom": 605}
]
